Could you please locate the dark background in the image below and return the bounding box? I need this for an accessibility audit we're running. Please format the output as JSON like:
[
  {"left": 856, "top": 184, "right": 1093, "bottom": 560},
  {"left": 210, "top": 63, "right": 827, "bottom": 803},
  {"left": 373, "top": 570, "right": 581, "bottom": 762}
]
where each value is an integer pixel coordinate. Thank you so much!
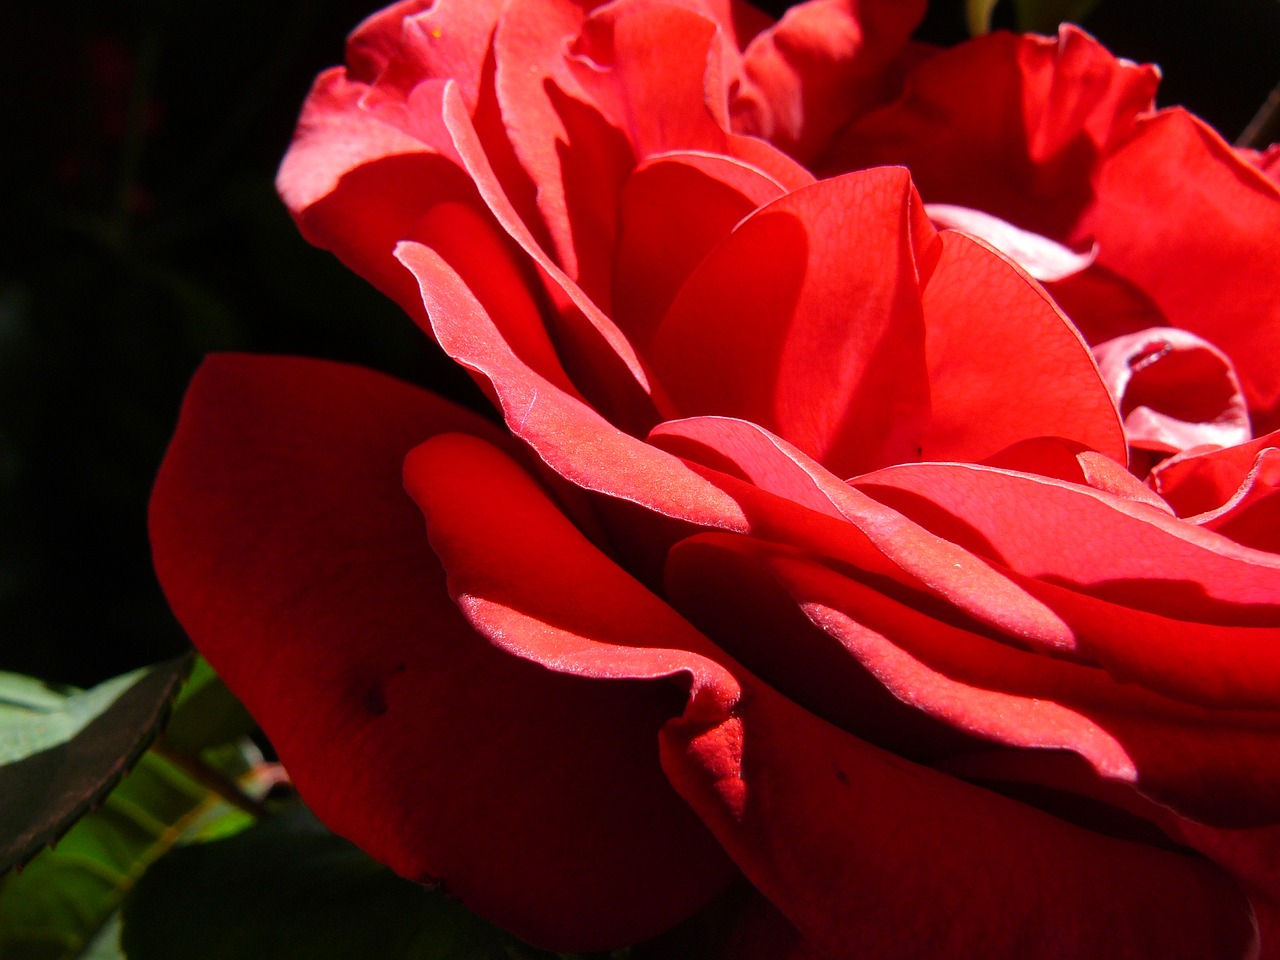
[{"left": 2, "top": 0, "right": 1277, "bottom": 686}]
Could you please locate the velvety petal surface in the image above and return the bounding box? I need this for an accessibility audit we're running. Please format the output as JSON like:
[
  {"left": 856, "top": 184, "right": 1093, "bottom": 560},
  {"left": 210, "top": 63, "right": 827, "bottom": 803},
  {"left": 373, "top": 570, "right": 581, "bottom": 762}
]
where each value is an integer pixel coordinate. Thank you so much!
[
  {"left": 1085, "top": 108, "right": 1280, "bottom": 428},
  {"left": 825, "top": 26, "right": 1280, "bottom": 427},
  {"left": 731, "top": 0, "right": 927, "bottom": 163},
  {"left": 613, "top": 153, "right": 787, "bottom": 345},
  {"left": 823, "top": 26, "right": 1160, "bottom": 239},
  {"left": 667, "top": 532, "right": 1280, "bottom": 829},
  {"left": 647, "top": 167, "right": 936, "bottom": 477},
  {"left": 276, "top": 69, "right": 477, "bottom": 325},
  {"left": 919, "top": 229, "right": 1126, "bottom": 464},
  {"left": 659, "top": 675, "right": 1257, "bottom": 959},
  {"left": 148, "top": 355, "right": 732, "bottom": 950},
  {"left": 1150, "top": 432, "right": 1280, "bottom": 553}
]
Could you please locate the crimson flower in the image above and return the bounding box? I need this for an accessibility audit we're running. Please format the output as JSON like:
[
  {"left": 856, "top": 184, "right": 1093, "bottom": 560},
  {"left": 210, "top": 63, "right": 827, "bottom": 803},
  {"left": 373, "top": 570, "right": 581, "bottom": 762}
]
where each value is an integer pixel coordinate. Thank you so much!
[{"left": 151, "top": 1, "right": 1280, "bottom": 956}]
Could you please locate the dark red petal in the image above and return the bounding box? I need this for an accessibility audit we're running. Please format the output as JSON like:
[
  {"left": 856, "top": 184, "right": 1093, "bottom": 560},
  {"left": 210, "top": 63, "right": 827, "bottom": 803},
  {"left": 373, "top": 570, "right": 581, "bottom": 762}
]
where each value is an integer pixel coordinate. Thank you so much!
[
  {"left": 613, "top": 153, "right": 786, "bottom": 346},
  {"left": 660, "top": 679, "right": 1256, "bottom": 960},
  {"left": 438, "top": 82, "right": 663, "bottom": 431},
  {"left": 1085, "top": 108, "right": 1280, "bottom": 428},
  {"left": 276, "top": 71, "right": 478, "bottom": 326},
  {"left": 648, "top": 167, "right": 936, "bottom": 477},
  {"left": 669, "top": 533, "right": 1280, "bottom": 827},
  {"left": 824, "top": 26, "right": 1159, "bottom": 239},
  {"left": 150, "top": 355, "right": 732, "bottom": 951},
  {"left": 921, "top": 230, "right": 1126, "bottom": 464},
  {"left": 402, "top": 432, "right": 741, "bottom": 948},
  {"left": 733, "top": 0, "right": 928, "bottom": 163}
]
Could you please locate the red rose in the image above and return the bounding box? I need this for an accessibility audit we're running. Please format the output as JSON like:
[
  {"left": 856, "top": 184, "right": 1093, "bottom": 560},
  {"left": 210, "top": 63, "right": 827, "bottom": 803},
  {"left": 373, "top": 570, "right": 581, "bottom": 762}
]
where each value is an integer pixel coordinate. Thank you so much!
[{"left": 150, "top": 1, "right": 1280, "bottom": 957}]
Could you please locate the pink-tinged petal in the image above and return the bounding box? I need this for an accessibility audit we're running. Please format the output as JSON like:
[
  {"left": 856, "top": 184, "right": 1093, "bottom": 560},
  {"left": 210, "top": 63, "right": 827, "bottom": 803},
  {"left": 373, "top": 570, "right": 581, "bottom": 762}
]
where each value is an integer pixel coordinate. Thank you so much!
[
  {"left": 856, "top": 461, "right": 1280, "bottom": 620},
  {"left": 347, "top": 0, "right": 503, "bottom": 107},
  {"left": 650, "top": 417, "right": 848, "bottom": 521},
  {"left": 401, "top": 231, "right": 1081, "bottom": 657},
  {"left": 823, "top": 26, "right": 1160, "bottom": 240},
  {"left": 732, "top": 0, "right": 928, "bottom": 164},
  {"left": 614, "top": 153, "right": 786, "bottom": 345},
  {"left": 395, "top": 238, "right": 750, "bottom": 529},
  {"left": 439, "top": 82, "right": 664, "bottom": 431},
  {"left": 1084, "top": 108, "right": 1280, "bottom": 429},
  {"left": 491, "top": 0, "right": 631, "bottom": 301},
  {"left": 669, "top": 533, "right": 1280, "bottom": 827},
  {"left": 649, "top": 414, "right": 1078, "bottom": 651},
  {"left": 920, "top": 230, "right": 1127, "bottom": 464},
  {"left": 412, "top": 201, "right": 580, "bottom": 399},
  {"left": 926, "top": 203, "right": 1098, "bottom": 282},
  {"left": 570, "top": 1, "right": 729, "bottom": 157},
  {"left": 660, "top": 679, "right": 1256, "bottom": 960},
  {"left": 648, "top": 167, "right": 936, "bottom": 477},
  {"left": 402, "top": 432, "right": 741, "bottom": 948},
  {"left": 1094, "top": 327, "right": 1252, "bottom": 456},
  {"left": 276, "top": 72, "right": 477, "bottom": 325}
]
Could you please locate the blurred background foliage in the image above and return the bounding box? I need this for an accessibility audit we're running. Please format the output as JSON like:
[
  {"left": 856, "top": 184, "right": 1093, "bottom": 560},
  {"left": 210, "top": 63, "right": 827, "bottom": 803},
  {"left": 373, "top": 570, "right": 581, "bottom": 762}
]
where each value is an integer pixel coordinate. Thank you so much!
[{"left": 1, "top": 0, "right": 1278, "bottom": 686}]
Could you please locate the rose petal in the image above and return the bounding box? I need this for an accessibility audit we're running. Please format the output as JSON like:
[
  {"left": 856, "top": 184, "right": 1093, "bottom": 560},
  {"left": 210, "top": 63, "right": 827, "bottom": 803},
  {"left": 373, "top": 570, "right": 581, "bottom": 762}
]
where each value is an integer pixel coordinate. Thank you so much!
[
  {"left": 925, "top": 203, "right": 1098, "bottom": 282},
  {"left": 856, "top": 460, "right": 1280, "bottom": 619},
  {"left": 648, "top": 166, "right": 936, "bottom": 477},
  {"left": 826, "top": 26, "right": 1280, "bottom": 429},
  {"left": 982, "top": 436, "right": 1173, "bottom": 513},
  {"left": 347, "top": 0, "right": 503, "bottom": 108},
  {"left": 438, "top": 81, "right": 668, "bottom": 431},
  {"left": 660, "top": 679, "right": 1256, "bottom": 960},
  {"left": 1094, "top": 326, "right": 1252, "bottom": 456},
  {"left": 667, "top": 532, "right": 1280, "bottom": 828},
  {"left": 823, "top": 26, "right": 1160, "bottom": 240},
  {"left": 920, "top": 230, "right": 1127, "bottom": 464},
  {"left": 733, "top": 0, "right": 928, "bottom": 163},
  {"left": 150, "top": 355, "right": 733, "bottom": 951},
  {"left": 403, "top": 432, "right": 743, "bottom": 947},
  {"left": 613, "top": 152, "right": 786, "bottom": 346},
  {"left": 276, "top": 71, "right": 477, "bottom": 326},
  {"left": 1150, "top": 434, "right": 1280, "bottom": 553},
  {"left": 395, "top": 238, "right": 751, "bottom": 528},
  {"left": 1088, "top": 109, "right": 1280, "bottom": 429},
  {"left": 1152, "top": 430, "right": 1280, "bottom": 519}
]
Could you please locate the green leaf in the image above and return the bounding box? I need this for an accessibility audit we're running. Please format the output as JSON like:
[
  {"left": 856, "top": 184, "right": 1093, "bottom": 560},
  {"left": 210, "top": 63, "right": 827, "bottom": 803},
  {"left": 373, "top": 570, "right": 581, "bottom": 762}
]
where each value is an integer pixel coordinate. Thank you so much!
[
  {"left": 0, "top": 748, "right": 253, "bottom": 960},
  {"left": 121, "top": 805, "right": 598, "bottom": 960},
  {"left": 162, "top": 657, "right": 256, "bottom": 756},
  {"left": 966, "top": 0, "right": 1001, "bottom": 35},
  {"left": 1010, "top": 0, "right": 1103, "bottom": 32},
  {"left": 0, "top": 653, "right": 194, "bottom": 871}
]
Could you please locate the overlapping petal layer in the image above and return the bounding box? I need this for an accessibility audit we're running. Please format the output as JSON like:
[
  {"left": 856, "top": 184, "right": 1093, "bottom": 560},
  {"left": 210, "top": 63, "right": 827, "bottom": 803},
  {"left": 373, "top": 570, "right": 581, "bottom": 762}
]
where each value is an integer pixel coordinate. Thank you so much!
[
  {"left": 153, "top": 0, "right": 1280, "bottom": 956},
  {"left": 149, "top": 356, "right": 735, "bottom": 950}
]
